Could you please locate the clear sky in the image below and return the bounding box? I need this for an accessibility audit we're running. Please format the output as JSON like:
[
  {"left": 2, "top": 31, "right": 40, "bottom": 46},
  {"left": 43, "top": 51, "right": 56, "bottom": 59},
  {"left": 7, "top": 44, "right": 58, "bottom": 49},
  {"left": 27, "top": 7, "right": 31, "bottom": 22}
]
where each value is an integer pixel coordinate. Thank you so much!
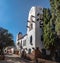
[{"left": 0, "top": 0, "right": 50, "bottom": 43}]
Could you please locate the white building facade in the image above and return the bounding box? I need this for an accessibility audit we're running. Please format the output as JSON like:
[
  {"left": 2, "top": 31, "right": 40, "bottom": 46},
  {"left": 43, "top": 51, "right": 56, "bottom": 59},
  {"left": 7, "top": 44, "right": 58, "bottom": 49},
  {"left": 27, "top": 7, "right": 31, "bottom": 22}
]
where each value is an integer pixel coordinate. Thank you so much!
[{"left": 16, "top": 6, "right": 44, "bottom": 53}]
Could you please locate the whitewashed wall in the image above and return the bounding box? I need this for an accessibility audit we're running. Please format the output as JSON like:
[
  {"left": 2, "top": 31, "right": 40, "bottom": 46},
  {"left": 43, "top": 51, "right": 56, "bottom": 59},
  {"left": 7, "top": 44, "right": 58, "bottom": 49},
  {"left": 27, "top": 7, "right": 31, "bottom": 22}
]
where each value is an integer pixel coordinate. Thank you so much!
[{"left": 16, "top": 6, "right": 44, "bottom": 53}]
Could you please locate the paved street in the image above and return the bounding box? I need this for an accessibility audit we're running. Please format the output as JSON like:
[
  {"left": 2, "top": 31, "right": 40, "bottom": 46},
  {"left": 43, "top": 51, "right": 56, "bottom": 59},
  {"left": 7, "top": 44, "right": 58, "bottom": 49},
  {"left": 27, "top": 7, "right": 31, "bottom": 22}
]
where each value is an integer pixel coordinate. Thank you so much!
[
  {"left": 0, "top": 54, "right": 58, "bottom": 63},
  {"left": 0, "top": 54, "right": 32, "bottom": 63}
]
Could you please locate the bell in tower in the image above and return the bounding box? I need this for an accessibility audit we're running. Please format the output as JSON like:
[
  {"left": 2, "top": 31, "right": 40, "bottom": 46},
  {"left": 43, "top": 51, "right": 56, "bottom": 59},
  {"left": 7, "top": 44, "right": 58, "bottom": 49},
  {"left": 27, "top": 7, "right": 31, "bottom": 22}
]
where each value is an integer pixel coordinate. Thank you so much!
[{"left": 18, "top": 32, "right": 23, "bottom": 40}]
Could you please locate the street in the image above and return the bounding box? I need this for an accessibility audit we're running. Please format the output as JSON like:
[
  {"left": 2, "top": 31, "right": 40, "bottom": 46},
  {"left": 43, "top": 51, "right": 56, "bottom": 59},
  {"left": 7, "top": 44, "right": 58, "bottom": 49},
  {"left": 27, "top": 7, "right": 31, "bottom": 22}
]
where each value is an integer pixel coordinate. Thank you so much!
[
  {"left": 0, "top": 54, "right": 58, "bottom": 63},
  {"left": 0, "top": 54, "right": 33, "bottom": 63}
]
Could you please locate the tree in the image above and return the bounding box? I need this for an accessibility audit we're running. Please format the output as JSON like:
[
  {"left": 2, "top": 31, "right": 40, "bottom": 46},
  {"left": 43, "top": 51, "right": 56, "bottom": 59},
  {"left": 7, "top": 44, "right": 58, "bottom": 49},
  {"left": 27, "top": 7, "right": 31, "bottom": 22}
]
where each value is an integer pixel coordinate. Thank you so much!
[
  {"left": 43, "top": 8, "right": 55, "bottom": 49},
  {"left": 50, "top": 0, "right": 60, "bottom": 36},
  {"left": 49, "top": 0, "right": 60, "bottom": 60},
  {"left": 50, "top": 0, "right": 60, "bottom": 48},
  {"left": 0, "top": 27, "right": 15, "bottom": 48}
]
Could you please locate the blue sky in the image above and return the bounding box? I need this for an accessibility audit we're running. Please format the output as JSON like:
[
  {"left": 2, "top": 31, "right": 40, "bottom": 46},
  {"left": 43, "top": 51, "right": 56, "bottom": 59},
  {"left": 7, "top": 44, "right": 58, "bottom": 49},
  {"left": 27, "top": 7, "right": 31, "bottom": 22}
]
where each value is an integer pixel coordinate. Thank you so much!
[{"left": 0, "top": 0, "right": 50, "bottom": 43}]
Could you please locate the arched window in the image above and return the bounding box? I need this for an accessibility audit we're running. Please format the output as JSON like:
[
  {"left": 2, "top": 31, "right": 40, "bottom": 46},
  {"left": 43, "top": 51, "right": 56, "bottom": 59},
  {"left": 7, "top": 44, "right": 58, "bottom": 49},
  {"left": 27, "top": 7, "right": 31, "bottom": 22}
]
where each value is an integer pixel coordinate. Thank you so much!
[
  {"left": 30, "top": 35, "right": 33, "bottom": 45},
  {"left": 41, "top": 35, "right": 43, "bottom": 41}
]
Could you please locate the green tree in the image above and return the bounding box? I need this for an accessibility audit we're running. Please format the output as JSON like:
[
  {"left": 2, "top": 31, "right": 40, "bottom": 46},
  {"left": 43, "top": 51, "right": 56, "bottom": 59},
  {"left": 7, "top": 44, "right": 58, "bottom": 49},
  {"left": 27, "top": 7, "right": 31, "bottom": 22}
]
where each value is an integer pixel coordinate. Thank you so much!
[
  {"left": 50, "top": 0, "right": 60, "bottom": 36},
  {"left": 43, "top": 8, "right": 55, "bottom": 49},
  {"left": 0, "top": 27, "right": 15, "bottom": 48},
  {"left": 50, "top": 0, "right": 60, "bottom": 48}
]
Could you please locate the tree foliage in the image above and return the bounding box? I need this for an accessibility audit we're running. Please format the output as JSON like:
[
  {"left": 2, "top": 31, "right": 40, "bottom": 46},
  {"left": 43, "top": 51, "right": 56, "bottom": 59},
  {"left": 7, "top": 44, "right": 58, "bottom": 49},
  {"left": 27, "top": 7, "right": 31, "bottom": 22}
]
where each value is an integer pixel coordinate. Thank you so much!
[
  {"left": 0, "top": 27, "right": 15, "bottom": 48},
  {"left": 43, "top": 8, "right": 55, "bottom": 49},
  {"left": 50, "top": 0, "right": 60, "bottom": 36}
]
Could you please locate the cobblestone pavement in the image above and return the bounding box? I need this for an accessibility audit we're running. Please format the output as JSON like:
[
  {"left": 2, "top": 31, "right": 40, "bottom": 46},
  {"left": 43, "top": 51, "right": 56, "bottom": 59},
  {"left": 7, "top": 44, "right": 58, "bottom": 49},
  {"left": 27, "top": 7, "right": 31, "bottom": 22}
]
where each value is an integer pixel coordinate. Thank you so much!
[{"left": 0, "top": 54, "right": 32, "bottom": 63}]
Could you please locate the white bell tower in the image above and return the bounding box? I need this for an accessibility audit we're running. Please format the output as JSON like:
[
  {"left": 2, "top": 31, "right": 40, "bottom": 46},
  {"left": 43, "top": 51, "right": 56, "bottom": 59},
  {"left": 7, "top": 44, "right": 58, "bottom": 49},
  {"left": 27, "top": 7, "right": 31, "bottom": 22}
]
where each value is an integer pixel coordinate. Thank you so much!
[{"left": 26, "top": 6, "right": 44, "bottom": 52}]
